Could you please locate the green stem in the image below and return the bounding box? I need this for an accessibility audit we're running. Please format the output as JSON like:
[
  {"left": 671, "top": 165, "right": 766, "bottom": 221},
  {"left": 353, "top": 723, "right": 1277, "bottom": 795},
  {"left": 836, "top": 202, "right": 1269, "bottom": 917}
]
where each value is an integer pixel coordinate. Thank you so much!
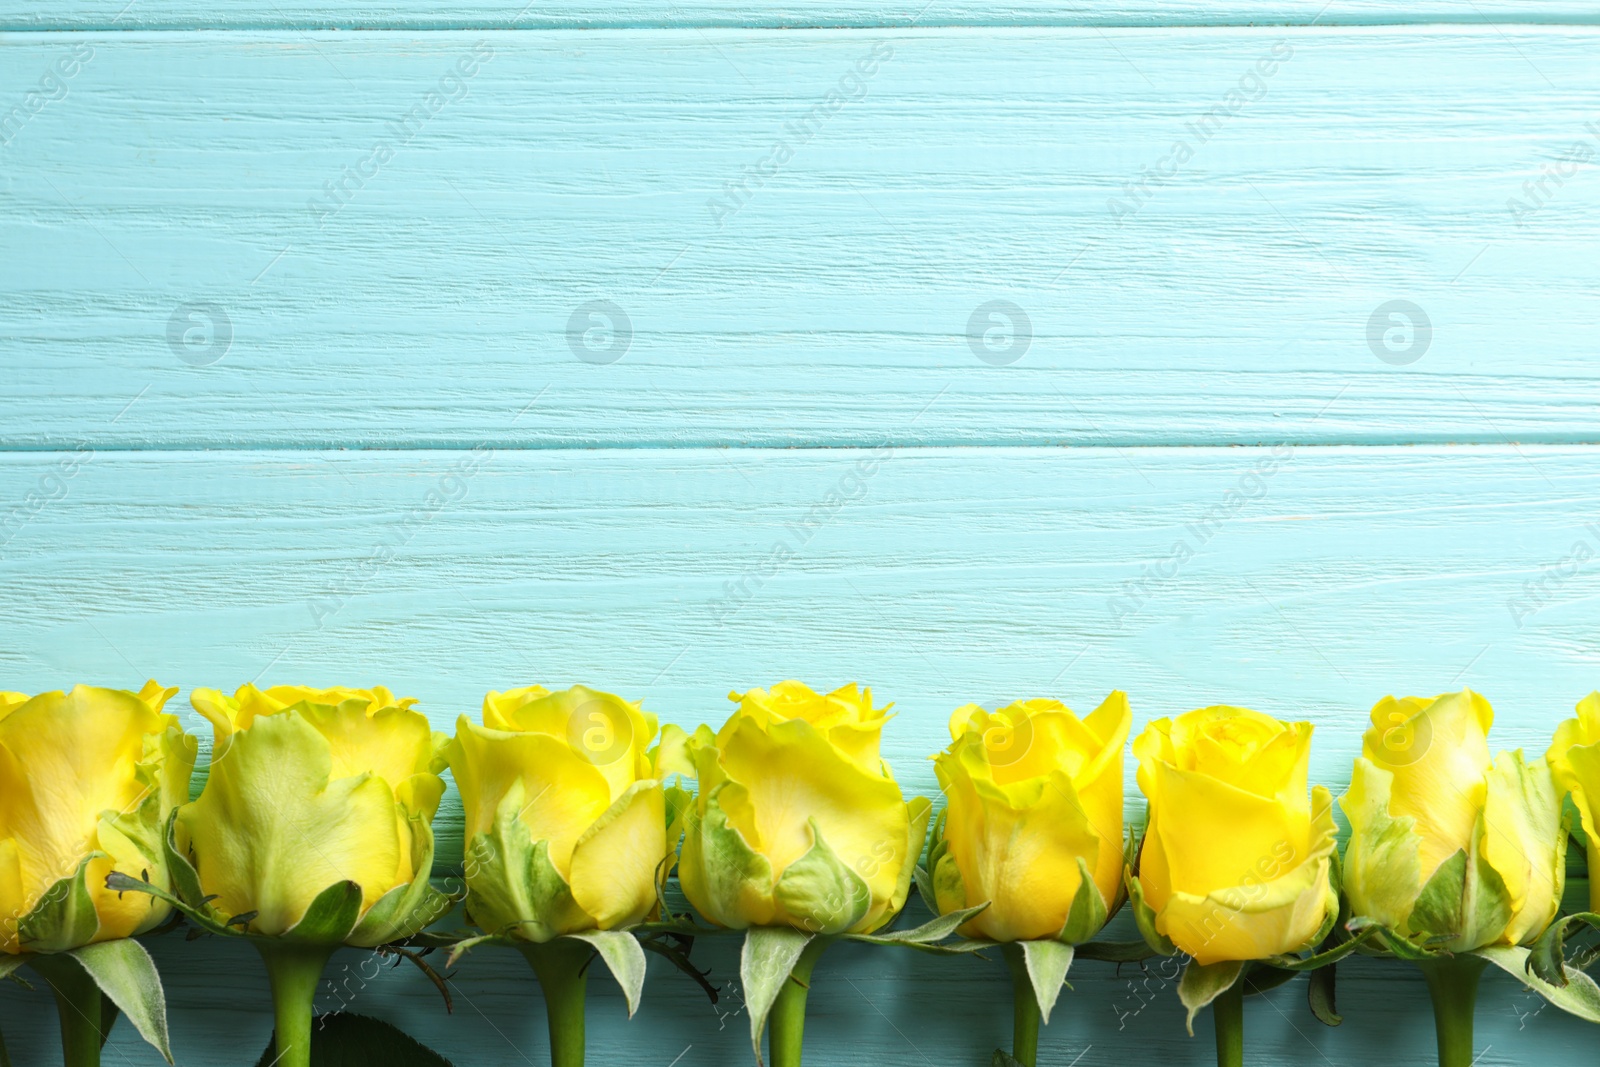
[
  {"left": 1002, "top": 945, "right": 1041, "bottom": 1067},
  {"left": 768, "top": 938, "right": 831, "bottom": 1067},
  {"left": 1212, "top": 973, "right": 1244, "bottom": 1067},
  {"left": 29, "top": 955, "right": 105, "bottom": 1067},
  {"left": 254, "top": 941, "right": 337, "bottom": 1067},
  {"left": 1588, "top": 837, "right": 1600, "bottom": 915},
  {"left": 1416, "top": 956, "right": 1488, "bottom": 1067},
  {"left": 519, "top": 939, "right": 593, "bottom": 1067}
]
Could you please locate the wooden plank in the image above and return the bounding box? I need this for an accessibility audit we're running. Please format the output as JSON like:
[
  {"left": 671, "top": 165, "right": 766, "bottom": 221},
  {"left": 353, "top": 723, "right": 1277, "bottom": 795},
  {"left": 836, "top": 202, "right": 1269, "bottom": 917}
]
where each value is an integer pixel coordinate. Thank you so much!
[
  {"left": 2, "top": 444, "right": 1596, "bottom": 801},
  {"left": 1, "top": 443, "right": 1598, "bottom": 1063},
  {"left": 4, "top": 29, "right": 1600, "bottom": 449},
  {"left": 5, "top": 0, "right": 1599, "bottom": 30}
]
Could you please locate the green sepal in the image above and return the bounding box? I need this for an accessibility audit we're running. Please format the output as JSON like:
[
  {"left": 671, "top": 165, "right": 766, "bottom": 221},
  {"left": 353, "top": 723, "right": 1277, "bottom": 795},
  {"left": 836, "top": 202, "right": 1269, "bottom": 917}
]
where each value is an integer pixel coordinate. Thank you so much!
[
  {"left": 1476, "top": 944, "right": 1600, "bottom": 1023},
  {"left": 281, "top": 880, "right": 363, "bottom": 944},
  {"left": 772, "top": 819, "right": 871, "bottom": 936},
  {"left": 103, "top": 871, "right": 235, "bottom": 939},
  {"left": 348, "top": 877, "right": 452, "bottom": 948},
  {"left": 66, "top": 938, "right": 174, "bottom": 1063},
  {"left": 462, "top": 779, "right": 593, "bottom": 942},
  {"left": 1407, "top": 837, "right": 1511, "bottom": 952},
  {"left": 991, "top": 1052, "right": 1025, "bottom": 1067},
  {"left": 657, "top": 783, "right": 695, "bottom": 922},
  {"left": 912, "top": 866, "right": 938, "bottom": 914},
  {"left": 1177, "top": 958, "right": 1245, "bottom": 1036},
  {"left": 1011, "top": 940, "right": 1074, "bottom": 1024},
  {"left": 740, "top": 926, "right": 815, "bottom": 1066},
  {"left": 1344, "top": 916, "right": 1452, "bottom": 961},
  {"left": 562, "top": 929, "right": 647, "bottom": 1017},
  {"left": 349, "top": 811, "right": 453, "bottom": 948},
  {"left": 160, "top": 809, "right": 210, "bottom": 914},
  {"left": 1527, "top": 911, "right": 1600, "bottom": 987},
  {"left": 695, "top": 785, "right": 777, "bottom": 929},
  {"left": 931, "top": 851, "right": 965, "bottom": 918},
  {"left": 441, "top": 932, "right": 510, "bottom": 968},
  {"left": 1056, "top": 857, "right": 1109, "bottom": 945},
  {"left": 19, "top": 855, "right": 102, "bottom": 953},
  {"left": 1263, "top": 925, "right": 1377, "bottom": 971},
  {"left": 924, "top": 807, "right": 947, "bottom": 871},
  {"left": 845, "top": 901, "right": 989, "bottom": 954},
  {"left": 1124, "top": 868, "right": 1175, "bottom": 956}
]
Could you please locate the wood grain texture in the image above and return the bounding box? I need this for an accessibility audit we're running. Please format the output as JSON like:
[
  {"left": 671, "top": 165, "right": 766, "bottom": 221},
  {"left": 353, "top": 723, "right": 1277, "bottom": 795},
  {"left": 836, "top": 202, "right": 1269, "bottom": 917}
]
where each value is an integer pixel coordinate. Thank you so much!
[
  {"left": 5, "top": 0, "right": 1600, "bottom": 30},
  {"left": 5, "top": 29, "right": 1600, "bottom": 449},
  {"left": 1, "top": 443, "right": 1598, "bottom": 1063},
  {"left": 2, "top": 444, "right": 1597, "bottom": 823}
]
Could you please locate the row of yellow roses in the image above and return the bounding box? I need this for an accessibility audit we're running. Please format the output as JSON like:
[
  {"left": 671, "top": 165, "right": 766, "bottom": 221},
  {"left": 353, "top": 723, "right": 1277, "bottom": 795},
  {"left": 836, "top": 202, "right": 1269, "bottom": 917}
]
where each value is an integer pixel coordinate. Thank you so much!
[{"left": 4, "top": 680, "right": 1600, "bottom": 1067}]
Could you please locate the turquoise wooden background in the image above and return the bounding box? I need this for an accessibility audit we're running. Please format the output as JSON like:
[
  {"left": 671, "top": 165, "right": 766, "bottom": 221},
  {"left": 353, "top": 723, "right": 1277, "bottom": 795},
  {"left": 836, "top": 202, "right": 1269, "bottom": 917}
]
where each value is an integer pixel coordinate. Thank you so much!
[{"left": 4, "top": 1, "right": 1600, "bottom": 1062}]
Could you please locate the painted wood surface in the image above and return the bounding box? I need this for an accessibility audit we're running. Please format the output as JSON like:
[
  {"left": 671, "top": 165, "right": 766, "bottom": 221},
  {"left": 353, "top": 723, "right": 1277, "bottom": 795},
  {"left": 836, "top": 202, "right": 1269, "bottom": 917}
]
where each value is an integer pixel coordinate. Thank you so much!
[
  {"left": 5, "top": 29, "right": 1600, "bottom": 449},
  {"left": 5, "top": 445, "right": 1599, "bottom": 780},
  {"left": 5, "top": 4, "right": 1600, "bottom": 1063},
  {"left": 1, "top": 444, "right": 1598, "bottom": 1064},
  {"left": 6, "top": 0, "right": 1600, "bottom": 29}
]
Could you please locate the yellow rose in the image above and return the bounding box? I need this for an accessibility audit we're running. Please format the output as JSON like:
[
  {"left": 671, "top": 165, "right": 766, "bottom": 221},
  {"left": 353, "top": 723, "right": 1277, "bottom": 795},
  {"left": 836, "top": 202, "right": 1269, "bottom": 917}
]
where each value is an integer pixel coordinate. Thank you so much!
[
  {"left": 444, "top": 685, "right": 682, "bottom": 942},
  {"left": 1550, "top": 692, "right": 1600, "bottom": 912},
  {"left": 674, "top": 682, "right": 930, "bottom": 935},
  {"left": 1133, "top": 706, "right": 1338, "bottom": 966},
  {"left": 177, "top": 685, "right": 447, "bottom": 946},
  {"left": 929, "top": 693, "right": 1130, "bottom": 943},
  {"left": 0, "top": 682, "right": 195, "bottom": 954},
  {"left": 1340, "top": 690, "right": 1561, "bottom": 952}
]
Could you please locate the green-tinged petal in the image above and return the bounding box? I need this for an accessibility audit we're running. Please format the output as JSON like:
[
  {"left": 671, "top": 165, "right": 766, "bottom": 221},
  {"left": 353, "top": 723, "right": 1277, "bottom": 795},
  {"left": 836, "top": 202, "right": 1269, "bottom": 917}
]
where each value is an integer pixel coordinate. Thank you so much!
[
  {"left": 482, "top": 685, "right": 659, "bottom": 799},
  {"left": 718, "top": 715, "right": 910, "bottom": 914},
  {"left": 348, "top": 810, "right": 449, "bottom": 947},
  {"left": 1482, "top": 750, "right": 1564, "bottom": 945},
  {"left": 868, "top": 796, "right": 931, "bottom": 934},
  {"left": 1365, "top": 691, "right": 1492, "bottom": 883},
  {"left": 94, "top": 792, "right": 174, "bottom": 940},
  {"left": 1339, "top": 757, "right": 1422, "bottom": 932},
  {"left": 0, "top": 685, "right": 192, "bottom": 949},
  {"left": 462, "top": 779, "right": 595, "bottom": 942},
  {"left": 295, "top": 700, "right": 438, "bottom": 793},
  {"left": 445, "top": 717, "right": 612, "bottom": 878},
  {"left": 654, "top": 724, "right": 695, "bottom": 780},
  {"left": 939, "top": 759, "right": 1104, "bottom": 943},
  {"left": 178, "top": 710, "right": 402, "bottom": 937},
  {"left": 680, "top": 784, "right": 777, "bottom": 929}
]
